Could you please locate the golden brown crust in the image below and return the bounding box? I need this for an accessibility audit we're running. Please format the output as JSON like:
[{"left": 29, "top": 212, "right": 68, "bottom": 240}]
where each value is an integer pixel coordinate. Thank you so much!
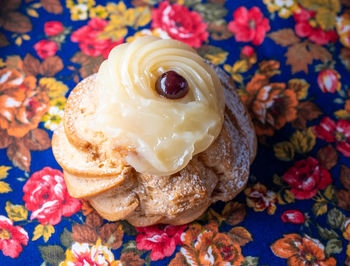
[
  {"left": 52, "top": 126, "right": 126, "bottom": 177},
  {"left": 63, "top": 75, "right": 94, "bottom": 150},
  {"left": 63, "top": 169, "right": 128, "bottom": 198},
  {"left": 213, "top": 64, "right": 257, "bottom": 163},
  {"left": 88, "top": 181, "right": 140, "bottom": 221},
  {"left": 52, "top": 66, "right": 257, "bottom": 226}
]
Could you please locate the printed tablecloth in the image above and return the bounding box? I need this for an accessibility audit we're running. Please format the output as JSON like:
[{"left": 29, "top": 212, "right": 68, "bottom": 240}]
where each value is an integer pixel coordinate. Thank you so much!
[{"left": 1, "top": 0, "right": 350, "bottom": 265}]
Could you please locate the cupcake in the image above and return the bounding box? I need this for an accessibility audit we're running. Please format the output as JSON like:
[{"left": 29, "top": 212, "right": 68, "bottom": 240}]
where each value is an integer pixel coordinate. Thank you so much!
[{"left": 52, "top": 36, "right": 256, "bottom": 226}]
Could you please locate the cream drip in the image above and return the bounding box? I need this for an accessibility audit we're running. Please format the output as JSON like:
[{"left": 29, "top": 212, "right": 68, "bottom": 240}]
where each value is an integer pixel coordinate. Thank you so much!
[{"left": 93, "top": 36, "right": 225, "bottom": 175}]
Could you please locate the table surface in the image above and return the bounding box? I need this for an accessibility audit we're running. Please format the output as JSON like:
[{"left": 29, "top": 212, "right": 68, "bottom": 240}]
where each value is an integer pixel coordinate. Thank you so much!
[{"left": 1, "top": 0, "right": 350, "bottom": 265}]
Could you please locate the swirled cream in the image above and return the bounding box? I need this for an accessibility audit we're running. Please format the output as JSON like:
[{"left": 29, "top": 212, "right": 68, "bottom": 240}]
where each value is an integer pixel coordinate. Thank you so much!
[{"left": 93, "top": 36, "right": 225, "bottom": 175}]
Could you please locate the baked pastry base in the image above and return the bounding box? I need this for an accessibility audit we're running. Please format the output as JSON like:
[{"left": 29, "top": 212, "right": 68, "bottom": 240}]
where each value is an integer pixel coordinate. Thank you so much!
[{"left": 52, "top": 65, "right": 256, "bottom": 226}]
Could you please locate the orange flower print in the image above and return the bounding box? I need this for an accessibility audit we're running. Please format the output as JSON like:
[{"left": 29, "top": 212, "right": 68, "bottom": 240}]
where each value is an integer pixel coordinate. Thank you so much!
[
  {"left": 346, "top": 100, "right": 350, "bottom": 113},
  {"left": 245, "top": 183, "right": 277, "bottom": 215},
  {"left": 60, "top": 239, "right": 120, "bottom": 266},
  {"left": 0, "top": 68, "right": 49, "bottom": 138},
  {"left": 271, "top": 234, "right": 336, "bottom": 266},
  {"left": 343, "top": 218, "right": 350, "bottom": 241},
  {"left": 241, "top": 74, "right": 298, "bottom": 136},
  {"left": 169, "top": 222, "right": 244, "bottom": 265},
  {"left": 334, "top": 89, "right": 350, "bottom": 120},
  {"left": 195, "top": 230, "right": 243, "bottom": 265},
  {"left": 336, "top": 13, "right": 350, "bottom": 48}
]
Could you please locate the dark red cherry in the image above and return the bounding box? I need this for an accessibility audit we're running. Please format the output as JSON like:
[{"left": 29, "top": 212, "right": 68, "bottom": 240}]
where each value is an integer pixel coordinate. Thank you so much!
[{"left": 155, "top": 71, "right": 189, "bottom": 99}]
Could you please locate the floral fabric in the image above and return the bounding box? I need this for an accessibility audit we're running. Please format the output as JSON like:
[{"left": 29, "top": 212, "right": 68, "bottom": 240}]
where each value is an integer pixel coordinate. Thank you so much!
[{"left": 0, "top": 0, "right": 350, "bottom": 265}]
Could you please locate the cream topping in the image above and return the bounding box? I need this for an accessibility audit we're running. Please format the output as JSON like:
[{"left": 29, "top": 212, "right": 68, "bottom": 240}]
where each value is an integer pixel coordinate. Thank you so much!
[{"left": 93, "top": 36, "right": 225, "bottom": 175}]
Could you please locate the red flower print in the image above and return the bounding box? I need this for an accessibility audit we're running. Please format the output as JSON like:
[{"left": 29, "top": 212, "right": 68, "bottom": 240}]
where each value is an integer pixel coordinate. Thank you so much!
[
  {"left": 44, "top": 21, "right": 64, "bottom": 37},
  {"left": 313, "top": 117, "right": 350, "bottom": 157},
  {"left": 282, "top": 157, "right": 332, "bottom": 199},
  {"left": 281, "top": 210, "right": 305, "bottom": 224},
  {"left": 136, "top": 224, "right": 187, "bottom": 261},
  {"left": 71, "top": 18, "right": 123, "bottom": 58},
  {"left": 293, "top": 7, "right": 337, "bottom": 45},
  {"left": 317, "top": 69, "right": 341, "bottom": 93},
  {"left": 0, "top": 216, "right": 28, "bottom": 258},
  {"left": 228, "top": 7, "right": 270, "bottom": 46},
  {"left": 23, "top": 167, "right": 81, "bottom": 225},
  {"left": 241, "top": 45, "right": 255, "bottom": 57},
  {"left": 240, "top": 45, "right": 257, "bottom": 66},
  {"left": 151, "top": 1, "right": 208, "bottom": 48},
  {"left": 34, "top": 40, "right": 58, "bottom": 59}
]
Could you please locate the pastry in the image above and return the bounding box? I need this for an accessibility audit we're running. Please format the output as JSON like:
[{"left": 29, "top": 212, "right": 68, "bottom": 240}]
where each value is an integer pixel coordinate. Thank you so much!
[{"left": 52, "top": 36, "right": 256, "bottom": 226}]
